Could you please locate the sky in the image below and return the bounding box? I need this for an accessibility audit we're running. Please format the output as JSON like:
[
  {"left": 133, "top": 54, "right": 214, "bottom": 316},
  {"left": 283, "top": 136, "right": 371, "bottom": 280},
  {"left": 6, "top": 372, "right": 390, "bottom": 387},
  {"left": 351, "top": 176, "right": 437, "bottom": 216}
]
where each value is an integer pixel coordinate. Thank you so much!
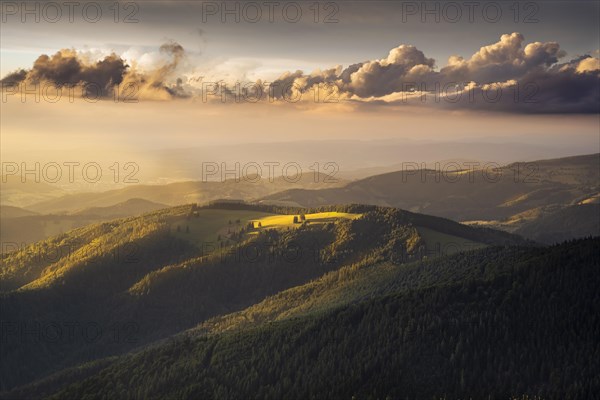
[
  {"left": 1, "top": 1, "right": 598, "bottom": 77},
  {"left": 1, "top": 0, "right": 599, "bottom": 175}
]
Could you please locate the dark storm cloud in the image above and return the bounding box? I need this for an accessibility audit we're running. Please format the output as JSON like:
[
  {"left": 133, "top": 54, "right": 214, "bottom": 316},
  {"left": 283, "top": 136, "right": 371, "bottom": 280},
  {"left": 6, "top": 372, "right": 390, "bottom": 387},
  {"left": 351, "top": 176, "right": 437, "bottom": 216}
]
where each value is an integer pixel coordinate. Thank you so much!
[
  {"left": 454, "top": 63, "right": 600, "bottom": 114},
  {"left": 27, "top": 50, "right": 128, "bottom": 94},
  {"left": 1, "top": 42, "right": 189, "bottom": 99},
  {"left": 0, "top": 49, "right": 127, "bottom": 96},
  {"left": 0, "top": 69, "right": 27, "bottom": 85},
  {"left": 0, "top": 50, "right": 128, "bottom": 96}
]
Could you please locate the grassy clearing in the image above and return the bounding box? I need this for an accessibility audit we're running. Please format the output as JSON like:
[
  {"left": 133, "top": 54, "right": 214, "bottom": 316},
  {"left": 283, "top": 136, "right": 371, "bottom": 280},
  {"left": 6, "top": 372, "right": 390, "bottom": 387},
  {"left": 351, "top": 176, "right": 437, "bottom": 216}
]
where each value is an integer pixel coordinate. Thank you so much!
[
  {"left": 250, "top": 212, "right": 362, "bottom": 230},
  {"left": 170, "top": 209, "right": 274, "bottom": 247}
]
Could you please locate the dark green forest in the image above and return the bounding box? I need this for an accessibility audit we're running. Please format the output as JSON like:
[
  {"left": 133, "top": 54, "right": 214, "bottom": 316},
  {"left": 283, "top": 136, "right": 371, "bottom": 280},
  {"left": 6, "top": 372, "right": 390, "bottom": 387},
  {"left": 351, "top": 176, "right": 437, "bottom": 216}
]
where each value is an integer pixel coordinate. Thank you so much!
[
  {"left": 5, "top": 237, "right": 599, "bottom": 400},
  {"left": 2, "top": 204, "right": 529, "bottom": 391}
]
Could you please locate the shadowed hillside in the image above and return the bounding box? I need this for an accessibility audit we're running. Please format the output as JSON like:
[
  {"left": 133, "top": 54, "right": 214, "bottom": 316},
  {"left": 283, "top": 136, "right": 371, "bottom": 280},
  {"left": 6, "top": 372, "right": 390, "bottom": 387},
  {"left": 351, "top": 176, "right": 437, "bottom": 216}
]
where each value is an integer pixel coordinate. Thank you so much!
[
  {"left": 0, "top": 203, "right": 524, "bottom": 390},
  {"left": 6, "top": 238, "right": 598, "bottom": 400}
]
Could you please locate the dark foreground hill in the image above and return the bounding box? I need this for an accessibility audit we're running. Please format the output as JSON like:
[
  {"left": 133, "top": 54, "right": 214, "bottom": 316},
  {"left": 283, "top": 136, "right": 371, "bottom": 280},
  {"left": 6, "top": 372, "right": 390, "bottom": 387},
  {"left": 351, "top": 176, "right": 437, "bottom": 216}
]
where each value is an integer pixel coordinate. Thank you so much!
[
  {"left": 0, "top": 203, "right": 524, "bottom": 391},
  {"left": 5, "top": 238, "right": 599, "bottom": 400}
]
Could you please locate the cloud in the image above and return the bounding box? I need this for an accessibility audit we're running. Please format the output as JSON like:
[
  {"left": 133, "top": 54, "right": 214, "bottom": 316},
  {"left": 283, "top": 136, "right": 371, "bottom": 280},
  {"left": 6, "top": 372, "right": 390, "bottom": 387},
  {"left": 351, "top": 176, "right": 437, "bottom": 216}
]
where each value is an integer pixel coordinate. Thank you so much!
[
  {"left": 1, "top": 49, "right": 128, "bottom": 97},
  {"left": 575, "top": 56, "right": 600, "bottom": 73},
  {"left": 432, "top": 52, "right": 599, "bottom": 114},
  {"left": 344, "top": 45, "right": 435, "bottom": 97},
  {"left": 264, "top": 32, "right": 598, "bottom": 113},
  {"left": 267, "top": 45, "right": 436, "bottom": 99},
  {"left": 440, "top": 32, "right": 566, "bottom": 83},
  {"left": 2, "top": 33, "right": 598, "bottom": 112},
  {"left": 1, "top": 41, "right": 188, "bottom": 100},
  {"left": 0, "top": 69, "right": 27, "bottom": 85}
]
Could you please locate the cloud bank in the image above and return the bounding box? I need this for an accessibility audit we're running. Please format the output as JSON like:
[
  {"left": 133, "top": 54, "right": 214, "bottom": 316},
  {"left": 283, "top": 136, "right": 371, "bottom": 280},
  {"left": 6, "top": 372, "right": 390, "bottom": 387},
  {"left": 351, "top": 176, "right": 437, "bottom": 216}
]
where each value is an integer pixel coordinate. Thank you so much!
[
  {"left": 267, "top": 32, "right": 598, "bottom": 113},
  {"left": 2, "top": 33, "right": 598, "bottom": 112}
]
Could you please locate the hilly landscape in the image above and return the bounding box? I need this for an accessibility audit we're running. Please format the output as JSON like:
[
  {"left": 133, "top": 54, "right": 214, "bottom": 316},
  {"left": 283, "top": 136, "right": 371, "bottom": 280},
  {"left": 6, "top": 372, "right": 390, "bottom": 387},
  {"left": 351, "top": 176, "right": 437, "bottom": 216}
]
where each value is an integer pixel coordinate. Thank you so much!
[
  {"left": 0, "top": 172, "right": 345, "bottom": 248},
  {"left": 0, "top": 176, "right": 66, "bottom": 209},
  {"left": 0, "top": 206, "right": 38, "bottom": 219},
  {"left": 261, "top": 154, "right": 600, "bottom": 243},
  {"left": 3, "top": 154, "right": 597, "bottom": 249},
  {"left": 146, "top": 140, "right": 595, "bottom": 182},
  {"left": 24, "top": 172, "right": 346, "bottom": 215},
  {"left": 2, "top": 227, "right": 598, "bottom": 399},
  {"left": 50, "top": 238, "right": 597, "bottom": 400},
  {"left": 0, "top": 202, "right": 527, "bottom": 392},
  {"left": 0, "top": 199, "right": 170, "bottom": 249},
  {"left": 2, "top": 4, "right": 599, "bottom": 398},
  {"left": 2, "top": 159, "right": 596, "bottom": 399}
]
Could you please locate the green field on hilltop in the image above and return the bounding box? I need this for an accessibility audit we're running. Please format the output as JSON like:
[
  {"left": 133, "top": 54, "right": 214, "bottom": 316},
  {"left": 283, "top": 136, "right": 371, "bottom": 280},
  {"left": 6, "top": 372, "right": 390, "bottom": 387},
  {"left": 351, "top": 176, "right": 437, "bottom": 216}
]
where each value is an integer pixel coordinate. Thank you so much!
[
  {"left": 250, "top": 211, "right": 362, "bottom": 229},
  {"left": 170, "top": 209, "right": 274, "bottom": 247}
]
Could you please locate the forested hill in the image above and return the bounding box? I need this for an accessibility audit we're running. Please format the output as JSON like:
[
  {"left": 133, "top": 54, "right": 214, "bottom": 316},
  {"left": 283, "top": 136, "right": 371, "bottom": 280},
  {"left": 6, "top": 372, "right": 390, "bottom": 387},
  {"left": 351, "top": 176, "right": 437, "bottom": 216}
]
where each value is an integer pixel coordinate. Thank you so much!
[
  {"left": 6, "top": 237, "right": 599, "bottom": 400},
  {"left": 0, "top": 203, "right": 525, "bottom": 391}
]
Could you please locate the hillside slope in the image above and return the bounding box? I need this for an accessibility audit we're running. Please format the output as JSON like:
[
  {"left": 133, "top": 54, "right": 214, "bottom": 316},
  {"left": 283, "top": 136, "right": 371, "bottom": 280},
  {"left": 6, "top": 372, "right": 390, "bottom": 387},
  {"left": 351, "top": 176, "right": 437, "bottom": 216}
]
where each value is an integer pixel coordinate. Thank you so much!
[
  {"left": 7, "top": 238, "right": 598, "bottom": 400},
  {"left": 0, "top": 203, "right": 524, "bottom": 390},
  {"left": 514, "top": 203, "right": 600, "bottom": 244}
]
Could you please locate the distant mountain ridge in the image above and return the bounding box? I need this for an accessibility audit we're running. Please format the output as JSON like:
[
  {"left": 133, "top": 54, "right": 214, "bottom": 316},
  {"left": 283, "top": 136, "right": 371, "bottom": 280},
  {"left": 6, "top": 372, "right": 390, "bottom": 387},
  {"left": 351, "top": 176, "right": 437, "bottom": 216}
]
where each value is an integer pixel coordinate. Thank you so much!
[
  {"left": 71, "top": 198, "right": 168, "bottom": 218},
  {"left": 24, "top": 172, "right": 346, "bottom": 215},
  {"left": 0, "top": 199, "right": 169, "bottom": 249},
  {"left": 3, "top": 155, "right": 597, "bottom": 246},
  {"left": 0, "top": 205, "right": 38, "bottom": 219},
  {"left": 261, "top": 154, "right": 600, "bottom": 243}
]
